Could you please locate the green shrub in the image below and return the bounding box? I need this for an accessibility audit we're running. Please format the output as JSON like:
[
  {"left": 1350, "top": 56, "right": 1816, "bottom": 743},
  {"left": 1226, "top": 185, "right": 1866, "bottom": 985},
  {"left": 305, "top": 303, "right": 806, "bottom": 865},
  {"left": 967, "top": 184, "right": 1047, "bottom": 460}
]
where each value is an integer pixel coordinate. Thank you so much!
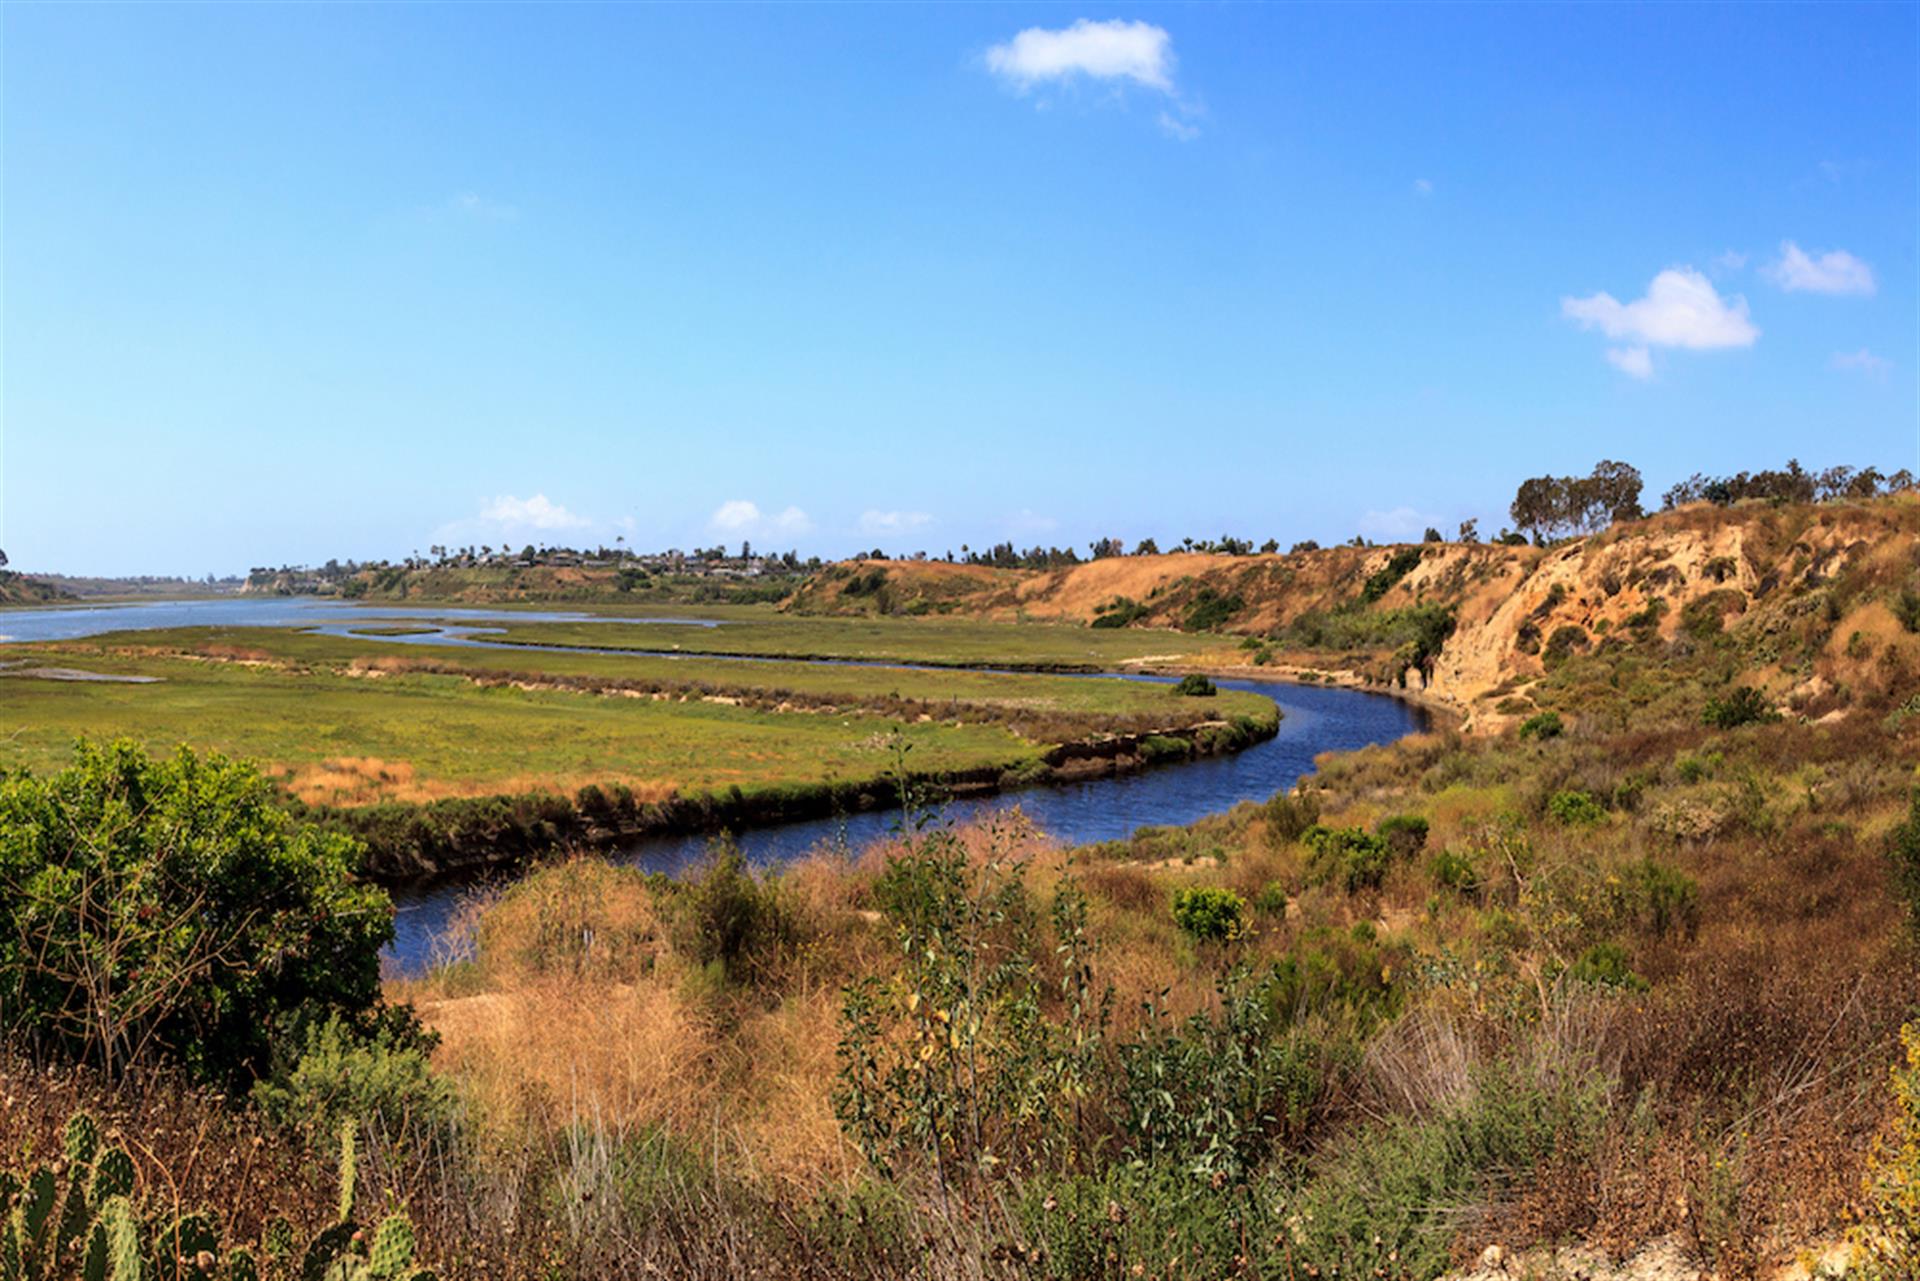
[
  {"left": 1887, "top": 791, "right": 1920, "bottom": 933},
  {"left": 1375, "top": 814, "right": 1430, "bottom": 857},
  {"left": 1181, "top": 589, "right": 1244, "bottom": 633},
  {"left": 1302, "top": 825, "right": 1394, "bottom": 892},
  {"left": 1566, "top": 941, "right": 1647, "bottom": 990},
  {"left": 1702, "top": 685, "right": 1780, "bottom": 729},
  {"left": 252, "top": 1011, "right": 456, "bottom": 1152},
  {"left": 1674, "top": 750, "right": 1722, "bottom": 784},
  {"left": 1171, "top": 886, "right": 1246, "bottom": 942},
  {"left": 1894, "top": 588, "right": 1920, "bottom": 635},
  {"left": 1518, "top": 711, "right": 1563, "bottom": 740},
  {"left": 1429, "top": 848, "right": 1481, "bottom": 895},
  {"left": 1263, "top": 790, "right": 1322, "bottom": 844},
  {"left": 1359, "top": 548, "right": 1423, "bottom": 604},
  {"left": 1268, "top": 925, "right": 1404, "bottom": 1028},
  {"left": 1092, "top": 596, "right": 1150, "bottom": 629},
  {"left": 666, "top": 839, "right": 796, "bottom": 985},
  {"left": 1140, "top": 734, "right": 1193, "bottom": 764},
  {"left": 1547, "top": 789, "right": 1607, "bottom": 826},
  {"left": 1252, "top": 882, "right": 1289, "bottom": 916},
  {"left": 0, "top": 741, "right": 392, "bottom": 1087},
  {"left": 1172, "top": 673, "right": 1217, "bottom": 697},
  {"left": 1625, "top": 858, "right": 1700, "bottom": 938},
  {"left": 1543, "top": 624, "right": 1590, "bottom": 664},
  {"left": 1119, "top": 969, "right": 1319, "bottom": 1175}
]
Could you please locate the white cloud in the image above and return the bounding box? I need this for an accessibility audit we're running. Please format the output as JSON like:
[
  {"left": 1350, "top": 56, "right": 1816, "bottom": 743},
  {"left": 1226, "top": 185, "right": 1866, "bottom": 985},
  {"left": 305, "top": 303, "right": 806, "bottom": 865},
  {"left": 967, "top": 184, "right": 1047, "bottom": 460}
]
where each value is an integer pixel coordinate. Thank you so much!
[
  {"left": 1358, "top": 507, "right": 1441, "bottom": 541},
  {"left": 709, "top": 500, "right": 763, "bottom": 533},
  {"left": 1157, "top": 111, "right": 1200, "bottom": 142},
  {"left": 986, "top": 18, "right": 1174, "bottom": 92},
  {"left": 1830, "top": 348, "right": 1891, "bottom": 378},
  {"left": 1562, "top": 268, "right": 1758, "bottom": 375},
  {"left": 1413, "top": 178, "right": 1434, "bottom": 196},
  {"left": 1763, "top": 241, "right": 1875, "bottom": 295},
  {"left": 1605, "top": 346, "right": 1654, "bottom": 379},
  {"left": 708, "top": 500, "right": 811, "bottom": 539},
  {"left": 451, "top": 192, "right": 518, "bottom": 222},
  {"left": 1008, "top": 509, "right": 1060, "bottom": 535},
  {"left": 1712, "top": 249, "right": 1748, "bottom": 272},
  {"left": 478, "top": 493, "right": 587, "bottom": 530},
  {"left": 858, "top": 510, "right": 934, "bottom": 536}
]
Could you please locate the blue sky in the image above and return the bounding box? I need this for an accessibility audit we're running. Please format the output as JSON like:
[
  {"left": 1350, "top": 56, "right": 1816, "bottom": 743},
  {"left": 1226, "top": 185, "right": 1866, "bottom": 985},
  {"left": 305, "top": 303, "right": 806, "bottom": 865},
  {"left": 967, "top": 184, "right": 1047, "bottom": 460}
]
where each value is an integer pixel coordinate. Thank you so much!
[{"left": 3, "top": 3, "right": 1913, "bottom": 575}]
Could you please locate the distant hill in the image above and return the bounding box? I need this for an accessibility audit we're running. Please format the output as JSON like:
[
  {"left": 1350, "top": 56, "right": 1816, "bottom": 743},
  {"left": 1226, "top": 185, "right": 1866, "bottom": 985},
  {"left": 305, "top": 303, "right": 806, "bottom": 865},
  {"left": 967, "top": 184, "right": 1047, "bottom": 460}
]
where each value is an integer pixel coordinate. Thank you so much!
[
  {"left": 0, "top": 570, "right": 71, "bottom": 606},
  {"left": 791, "top": 493, "right": 1920, "bottom": 731}
]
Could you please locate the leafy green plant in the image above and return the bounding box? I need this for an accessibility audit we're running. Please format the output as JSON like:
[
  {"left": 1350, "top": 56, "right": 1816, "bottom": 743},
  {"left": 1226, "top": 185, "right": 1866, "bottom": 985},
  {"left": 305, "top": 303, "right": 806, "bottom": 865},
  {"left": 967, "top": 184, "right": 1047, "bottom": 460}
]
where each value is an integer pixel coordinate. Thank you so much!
[
  {"left": 1360, "top": 548, "right": 1423, "bottom": 604},
  {"left": 1170, "top": 887, "right": 1246, "bottom": 942},
  {"left": 664, "top": 838, "right": 797, "bottom": 986},
  {"left": 1547, "top": 789, "right": 1607, "bottom": 827},
  {"left": 1517, "top": 711, "right": 1563, "bottom": 740},
  {"left": 1171, "top": 674, "right": 1217, "bottom": 698},
  {"left": 1856, "top": 1024, "right": 1920, "bottom": 1278},
  {"left": 1181, "top": 589, "right": 1244, "bottom": 633},
  {"left": 251, "top": 1011, "right": 456, "bottom": 1155},
  {"left": 1301, "top": 825, "right": 1393, "bottom": 892},
  {"left": 0, "top": 741, "right": 393, "bottom": 1087},
  {"left": 1375, "top": 814, "right": 1430, "bottom": 858},
  {"left": 1702, "top": 685, "right": 1780, "bottom": 729}
]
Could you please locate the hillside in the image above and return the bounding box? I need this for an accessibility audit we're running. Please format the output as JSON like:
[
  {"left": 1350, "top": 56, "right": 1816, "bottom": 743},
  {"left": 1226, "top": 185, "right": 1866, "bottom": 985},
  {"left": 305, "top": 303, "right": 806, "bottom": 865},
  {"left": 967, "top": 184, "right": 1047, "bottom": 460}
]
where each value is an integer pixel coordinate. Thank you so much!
[
  {"left": 793, "top": 493, "right": 1920, "bottom": 731},
  {"left": 0, "top": 570, "right": 69, "bottom": 606}
]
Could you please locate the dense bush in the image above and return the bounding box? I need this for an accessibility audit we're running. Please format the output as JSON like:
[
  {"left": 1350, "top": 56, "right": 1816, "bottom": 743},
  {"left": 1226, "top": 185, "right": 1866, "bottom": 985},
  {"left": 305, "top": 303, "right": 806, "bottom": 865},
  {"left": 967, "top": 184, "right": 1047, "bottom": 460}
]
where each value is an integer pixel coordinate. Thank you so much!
[
  {"left": 665, "top": 839, "right": 797, "bottom": 985},
  {"left": 1172, "top": 673, "right": 1217, "bottom": 697},
  {"left": 1263, "top": 789, "right": 1322, "bottom": 844},
  {"left": 1092, "top": 596, "right": 1150, "bottom": 628},
  {"left": 1359, "top": 548, "right": 1423, "bottom": 604},
  {"left": 1181, "top": 588, "right": 1244, "bottom": 633},
  {"left": 1702, "top": 685, "right": 1780, "bottom": 729},
  {"left": 1375, "top": 813, "right": 1430, "bottom": 858},
  {"left": 252, "top": 1011, "right": 456, "bottom": 1153},
  {"left": 0, "top": 741, "right": 392, "bottom": 1086},
  {"left": 1170, "top": 886, "right": 1246, "bottom": 942},
  {"left": 1302, "top": 824, "right": 1394, "bottom": 892},
  {"left": 1547, "top": 789, "right": 1608, "bottom": 826},
  {"left": 1518, "top": 710, "right": 1564, "bottom": 740}
]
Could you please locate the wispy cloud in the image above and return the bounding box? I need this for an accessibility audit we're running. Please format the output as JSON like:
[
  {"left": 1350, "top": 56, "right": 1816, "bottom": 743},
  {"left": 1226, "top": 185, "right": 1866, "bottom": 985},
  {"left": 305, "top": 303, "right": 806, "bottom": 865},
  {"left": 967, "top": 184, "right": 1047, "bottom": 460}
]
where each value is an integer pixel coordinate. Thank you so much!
[
  {"left": 1605, "top": 345, "right": 1654, "bottom": 380},
  {"left": 478, "top": 493, "right": 586, "bottom": 530},
  {"left": 1413, "top": 178, "right": 1434, "bottom": 196},
  {"left": 1157, "top": 111, "right": 1201, "bottom": 142},
  {"left": 858, "top": 510, "right": 934, "bottom": 537},
  {"left": 1763, "top": 241, "right": 1875, "bottom": 296},
  {"left": 1562, "top": 267, "right": 1758, "bottom": 377},
  {"left": 1358, "top": 507, "right": 1439, "bottom": 541},
  {"left": 987, "top": 18, "right": 1174, "bottom": 92},
  {"left": 1830, "top": 348, "right": 1891, "bottom": 378},
  {"left": 708, "top": 500, "right": 811, "bottom": 539},
  {"left": 985, "top": 18, "right": 1201, "bottom": 138},
  {"left": 451, "top": 192, "right": 519, "bottom": 222}
]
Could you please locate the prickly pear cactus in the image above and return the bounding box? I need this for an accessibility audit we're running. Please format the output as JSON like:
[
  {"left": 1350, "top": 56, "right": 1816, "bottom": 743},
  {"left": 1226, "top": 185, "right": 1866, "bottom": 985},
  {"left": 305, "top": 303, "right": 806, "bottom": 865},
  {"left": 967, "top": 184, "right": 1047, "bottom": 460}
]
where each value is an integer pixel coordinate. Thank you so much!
[
  {"left": 97, "top": 1196, "right": 141, "bottom": 1281},
  {"left": 63, "top": 1114, "right": 101, "bottom": 1170},
  {"left": 365, "top": 1217, "right": 414, "bottom": 1278},
  {"left": 334, "top": 1123, "right": 357, "bottom": 1227},
  {"left": 89, "top": 1148, "right": 134, "bottom": 1202},
  {"left": 157, "top": 1211, "right": 219, "bottom": 1279}
]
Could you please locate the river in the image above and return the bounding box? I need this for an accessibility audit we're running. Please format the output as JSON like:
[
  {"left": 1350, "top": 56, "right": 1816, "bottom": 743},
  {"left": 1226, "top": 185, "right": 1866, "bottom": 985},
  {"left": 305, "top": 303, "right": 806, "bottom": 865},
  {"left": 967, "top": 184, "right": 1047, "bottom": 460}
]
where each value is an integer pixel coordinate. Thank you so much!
[{"left": 0, "top": 598, "right": 1426, "bottom": 977}]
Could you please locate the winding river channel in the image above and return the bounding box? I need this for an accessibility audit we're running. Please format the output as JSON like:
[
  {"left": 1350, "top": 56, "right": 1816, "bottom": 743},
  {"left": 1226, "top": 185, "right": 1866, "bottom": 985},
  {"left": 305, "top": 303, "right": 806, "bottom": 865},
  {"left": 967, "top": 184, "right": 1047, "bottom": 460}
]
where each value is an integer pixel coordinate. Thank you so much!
[{"left": 0, "top": 599, "right": 1427, "bottom": 976}]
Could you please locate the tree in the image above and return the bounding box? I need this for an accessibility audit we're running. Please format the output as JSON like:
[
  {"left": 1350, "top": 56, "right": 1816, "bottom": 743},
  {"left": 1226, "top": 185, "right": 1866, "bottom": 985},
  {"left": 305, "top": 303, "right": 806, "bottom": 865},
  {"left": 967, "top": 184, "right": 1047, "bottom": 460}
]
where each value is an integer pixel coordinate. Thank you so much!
[
  {"left": 1457, "top": 519, "right": 1479, "bottom": 544},
  {"left": 0, "top": 741, "right": 393, "bottom": 1087},
  {"left": 1134, "top": 538, "right": 1160, "bottom": 556},
  {"left": 1510, "top": 460, "right": 1643, "bottom": 541},
  {"left": 1422, "top": 527, "right": 1443, "bottom": 543},
  {"left": 1259, "top": 538, "right": 1279, "bottom": 554}
]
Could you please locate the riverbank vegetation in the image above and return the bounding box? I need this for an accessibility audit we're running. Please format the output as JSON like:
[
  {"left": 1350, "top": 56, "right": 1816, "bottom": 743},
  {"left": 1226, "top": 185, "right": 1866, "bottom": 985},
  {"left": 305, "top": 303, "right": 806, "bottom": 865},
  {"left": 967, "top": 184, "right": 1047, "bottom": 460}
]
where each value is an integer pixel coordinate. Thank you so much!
[
  {"left": 0, "top": 621, "right": 1275, "bottom": 879},
  {"left": 5, "top": 583, "right": 1917, "bottom": 1277}
]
